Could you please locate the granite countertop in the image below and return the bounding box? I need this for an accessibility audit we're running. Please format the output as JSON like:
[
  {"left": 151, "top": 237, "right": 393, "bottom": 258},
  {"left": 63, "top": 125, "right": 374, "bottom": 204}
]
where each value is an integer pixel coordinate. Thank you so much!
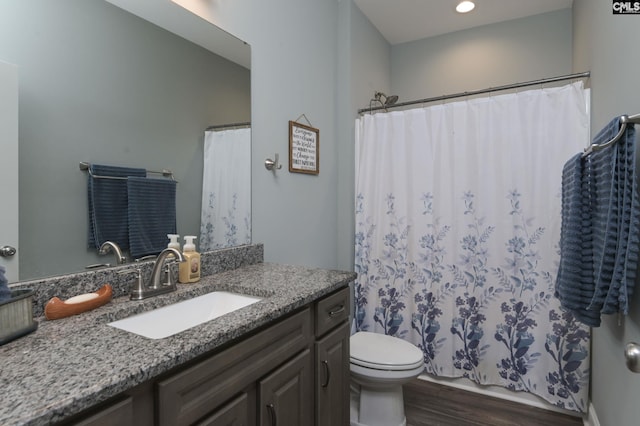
[{"left": 0, "top": 262, "right": 356, "bottom": 426}]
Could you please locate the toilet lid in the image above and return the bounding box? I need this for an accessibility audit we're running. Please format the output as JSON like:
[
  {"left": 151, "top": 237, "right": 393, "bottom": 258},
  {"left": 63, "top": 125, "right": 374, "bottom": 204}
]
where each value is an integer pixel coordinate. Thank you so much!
[{"left": 350, "top": 332, "right": 424, "bottom": 370}]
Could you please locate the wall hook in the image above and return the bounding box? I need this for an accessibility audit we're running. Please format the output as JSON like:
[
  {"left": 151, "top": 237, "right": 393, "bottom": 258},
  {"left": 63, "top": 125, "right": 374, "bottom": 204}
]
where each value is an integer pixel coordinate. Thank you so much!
[{"left": 265, "top": 153, "right": 282, "bottom": 172}]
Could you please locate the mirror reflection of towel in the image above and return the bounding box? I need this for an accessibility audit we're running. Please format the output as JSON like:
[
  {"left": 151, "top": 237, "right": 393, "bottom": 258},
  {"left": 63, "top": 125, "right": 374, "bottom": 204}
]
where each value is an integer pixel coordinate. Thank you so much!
[
  {"left": 88, "top": 164, "right": 146, "bottom": 250},
  {"left": 127, "top": 177, "right": 177, "bottom": 258},
  {"left": 0, "top": 266, "right": 11, "bottom": 303}
]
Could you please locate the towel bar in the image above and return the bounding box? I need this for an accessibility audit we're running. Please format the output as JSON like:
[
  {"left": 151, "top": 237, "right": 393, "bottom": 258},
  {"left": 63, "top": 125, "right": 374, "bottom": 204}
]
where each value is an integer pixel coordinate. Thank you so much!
[
  {"left": 79, "top": 161, "right": 177, "bottom": 181},
  {"left": 583, "top": 113, "right": 640, "bottom": 157}
]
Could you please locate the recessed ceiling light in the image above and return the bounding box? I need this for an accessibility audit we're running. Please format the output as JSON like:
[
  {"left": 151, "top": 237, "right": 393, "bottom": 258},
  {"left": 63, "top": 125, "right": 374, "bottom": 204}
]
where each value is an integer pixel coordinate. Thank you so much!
[{"left": 456, "top": 1, "right": 475, "bottom": 13}]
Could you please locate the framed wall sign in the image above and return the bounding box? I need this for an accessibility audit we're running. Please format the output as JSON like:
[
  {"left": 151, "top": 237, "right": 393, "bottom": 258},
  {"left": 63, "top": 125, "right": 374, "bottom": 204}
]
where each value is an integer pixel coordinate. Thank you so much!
[{"left": 289, "top": 120, "right": 319, "bottom": 175}]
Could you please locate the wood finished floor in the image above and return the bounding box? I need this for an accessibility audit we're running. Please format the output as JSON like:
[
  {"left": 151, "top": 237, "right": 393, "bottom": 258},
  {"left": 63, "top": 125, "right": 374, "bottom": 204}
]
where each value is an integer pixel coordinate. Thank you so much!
[{"left": 404, "top": 379, "right": 584, "bottom": 426}]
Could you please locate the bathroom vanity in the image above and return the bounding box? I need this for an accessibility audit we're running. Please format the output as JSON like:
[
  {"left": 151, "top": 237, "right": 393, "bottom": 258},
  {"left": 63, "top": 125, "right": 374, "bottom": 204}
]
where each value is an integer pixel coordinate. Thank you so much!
[{"left": 0, "top": 255, "right": 355, "bottom": 426}]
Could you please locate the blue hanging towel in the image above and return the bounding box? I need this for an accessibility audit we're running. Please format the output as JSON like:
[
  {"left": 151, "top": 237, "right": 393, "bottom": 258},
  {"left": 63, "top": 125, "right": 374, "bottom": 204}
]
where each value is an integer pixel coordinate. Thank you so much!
[
  {"left": 556, "top": 117, "right": 640, "bottom": 326},
  {"left": 584, "top": 120, "right": 620, "bottom": 316},
  {"left": 88, "top": 164, "right": 146, "bottom": 250},
  {"left": 555, "top": 152, "right": 600, "bottom": 326},
  {"left": 598, "top": 120, "right": 639, "bottom": 315},
  {"left": 127, "top": 177, "right": 177, "bottom": 258}
]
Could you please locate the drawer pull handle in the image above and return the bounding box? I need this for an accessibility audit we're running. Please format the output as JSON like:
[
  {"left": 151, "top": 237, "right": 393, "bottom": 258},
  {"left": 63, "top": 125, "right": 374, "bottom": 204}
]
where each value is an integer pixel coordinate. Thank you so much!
[
  {"left": 321, "top": 360, "right": 331, "bottom": 387},
  {"left": 267, "top": 403, "right": 277, "bottom": 425},
  {"left": 328, "top": 305, "right": 345, "bottom": 317}
]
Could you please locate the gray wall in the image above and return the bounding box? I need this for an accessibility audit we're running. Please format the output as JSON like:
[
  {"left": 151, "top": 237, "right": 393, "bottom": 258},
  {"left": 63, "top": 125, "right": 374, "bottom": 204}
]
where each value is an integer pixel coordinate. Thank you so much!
[
  {"left": 341, "top": 2, "right": 392, "bottom": 271},
  {"left": 201, "top": 0, "right": 342, "bottom": 269},
  {"left": 0, "top": 0, "right": 250, "bottom": 279},
  {"left": 391, "top": 10, "right": 573, "bottom": 100},
  {"left": 350, "top": 3, "right": 393, "bottom": 115},
  {"left": 573, "top": 1, "right": 640, "bottom": 424},
  {"left": 208, "top": 0, "right": 392, "bottom": 272}
]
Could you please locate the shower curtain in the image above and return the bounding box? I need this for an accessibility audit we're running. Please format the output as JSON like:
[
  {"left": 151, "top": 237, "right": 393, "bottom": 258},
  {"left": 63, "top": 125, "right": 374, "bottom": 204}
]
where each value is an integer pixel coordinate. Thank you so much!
[
  {"left": 200, "top": 128, "right": 251, "bottom": 250},
  {"left": 354, "top": 82, "right": 591, "bottom": 412}
]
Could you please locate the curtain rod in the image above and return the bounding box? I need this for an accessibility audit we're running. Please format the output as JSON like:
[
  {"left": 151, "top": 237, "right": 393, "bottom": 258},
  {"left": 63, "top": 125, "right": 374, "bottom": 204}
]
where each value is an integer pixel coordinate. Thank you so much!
[
  {"left": 358, "top": 71, "right": 591, "bottom": 114},
  {"left": 206, "top": 121, "right": 251, "bottom": 131}
]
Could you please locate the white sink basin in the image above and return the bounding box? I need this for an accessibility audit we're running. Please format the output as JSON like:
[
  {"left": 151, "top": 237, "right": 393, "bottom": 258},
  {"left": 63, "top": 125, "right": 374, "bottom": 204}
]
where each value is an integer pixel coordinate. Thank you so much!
[{"left": 108, "top": 291, "right": 262, "bottom": 339}]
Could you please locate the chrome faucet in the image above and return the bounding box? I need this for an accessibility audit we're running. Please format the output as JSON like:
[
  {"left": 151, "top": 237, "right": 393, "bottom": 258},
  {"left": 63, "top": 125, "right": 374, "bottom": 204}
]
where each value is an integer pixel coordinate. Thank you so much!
[
  {"left": 99, "top": 241, "right": 127, "bottom": 265},
  {"left": 123, "top": 247, "right": 185, "bottom": 301},
  {"left": 149, "top": 248, "right": 185, "bottom": 289}
]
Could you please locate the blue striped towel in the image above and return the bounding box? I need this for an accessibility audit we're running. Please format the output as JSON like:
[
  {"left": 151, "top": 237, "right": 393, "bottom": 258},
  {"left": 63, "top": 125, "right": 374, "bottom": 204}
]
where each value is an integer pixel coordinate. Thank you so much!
[
  {"left": 555, "top": 117, "right": 640, "bottom": 326},
  {"left": 88, "top": 164, "right": 146, "bottom": 250},
  {"left": 555, "top": 152, "right": 600, "bottom": 326},
  {"left": 127, "top": 177, "right": 177, "bottom": 258},
  {"left": 597, "top": 120, "right": 639, "bottom": 315}
]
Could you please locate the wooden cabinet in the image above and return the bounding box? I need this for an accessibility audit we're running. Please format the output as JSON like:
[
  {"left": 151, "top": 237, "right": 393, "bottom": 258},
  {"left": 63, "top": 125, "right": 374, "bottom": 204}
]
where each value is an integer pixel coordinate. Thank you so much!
[
  {"left": 62, "top": 287, "right": 351, "bottom": 426},
  {"left": 196, "top": 391, "right": 254, "bottom": 426},
  {"left": 258, "top": 349, "right": 312, "bottom": 426},
  {"left": 315, "top": 322, "right": 350, "bottom": 426},
  {"left": 71, "top": 397, "right": 133, "bottom": 426},
  {"left": 313, "top": 287, "right": 350, "bottom": 426},
  {"left": 156, "top": 309, "right": 311, "bottom": 426},
  {"left": 60, "top": 383, "right": 154, "bottom": 426}
]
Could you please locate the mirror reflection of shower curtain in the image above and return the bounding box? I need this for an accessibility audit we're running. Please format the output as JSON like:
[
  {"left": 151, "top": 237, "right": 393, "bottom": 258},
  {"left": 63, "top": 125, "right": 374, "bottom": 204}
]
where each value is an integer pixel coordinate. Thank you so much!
[{"left": 200, "top": 128, "right": 251, "bottom": 250}]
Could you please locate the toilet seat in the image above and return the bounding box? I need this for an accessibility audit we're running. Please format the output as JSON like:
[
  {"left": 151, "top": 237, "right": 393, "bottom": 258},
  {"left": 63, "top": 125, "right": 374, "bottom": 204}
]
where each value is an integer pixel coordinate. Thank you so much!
[
  {"left": 350, "top": 356, "right": 424, "bottom": 371},
  {"left": 350, "top": 332, "right": 424, "bottom": 371}
]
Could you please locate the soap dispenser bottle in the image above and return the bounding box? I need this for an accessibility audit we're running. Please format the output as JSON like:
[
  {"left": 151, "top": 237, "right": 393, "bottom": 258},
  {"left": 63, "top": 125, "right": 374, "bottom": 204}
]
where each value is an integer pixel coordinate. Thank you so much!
[
  {"left": 167, "top": 234, "right": 181, "bottom": 283},
  {"left": 179, "top": 236, "right": 201, "bottom": 283},
  {"left": 167, "top": 234, "right": 180, "bottom": 252}
]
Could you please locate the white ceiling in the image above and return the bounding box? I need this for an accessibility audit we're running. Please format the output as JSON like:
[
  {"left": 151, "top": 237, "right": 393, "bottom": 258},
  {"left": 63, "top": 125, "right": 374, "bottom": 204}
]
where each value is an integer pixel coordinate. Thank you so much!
[{"left": 353, "top": 0, "right": 574, "bottom": 45}]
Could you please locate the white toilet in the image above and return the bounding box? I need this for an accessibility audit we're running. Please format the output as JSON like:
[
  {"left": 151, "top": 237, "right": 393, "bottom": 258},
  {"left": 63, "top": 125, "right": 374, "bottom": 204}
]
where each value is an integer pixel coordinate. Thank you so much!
[{"left": 350, "top": 332, "right": 424, "bottom": 426}]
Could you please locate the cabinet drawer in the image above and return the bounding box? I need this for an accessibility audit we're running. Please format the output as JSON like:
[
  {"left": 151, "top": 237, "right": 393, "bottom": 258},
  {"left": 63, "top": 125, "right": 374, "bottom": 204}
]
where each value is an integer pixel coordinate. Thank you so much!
[
  {"left": 157, "top": 308, "right": 311, "bottom": 426},
  {"left": 315, "top": 287, "right": 350, "bottom": 336}
]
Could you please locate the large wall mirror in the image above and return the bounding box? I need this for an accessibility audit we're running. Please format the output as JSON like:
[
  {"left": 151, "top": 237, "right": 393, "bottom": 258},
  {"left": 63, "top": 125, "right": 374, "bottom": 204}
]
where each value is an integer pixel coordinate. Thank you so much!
[{"left": 0, "top": 0, "right": 251, "bottom": 282}]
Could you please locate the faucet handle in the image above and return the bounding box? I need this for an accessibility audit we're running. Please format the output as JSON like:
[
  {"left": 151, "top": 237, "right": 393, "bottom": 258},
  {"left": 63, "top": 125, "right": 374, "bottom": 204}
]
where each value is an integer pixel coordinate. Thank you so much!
[
  {"left": 85, "top": 263, "right": 111, "bottom": 269},
  {"left": 164, "top": 260, "right": 179, "bottom": 286},
  {"left": 118, "top": 267, "right": 141, "bottom": 276},
  {"left": 118, "top": 268, "right": 145, "bottom": 300},
  {"left": 135, "top": 255, "right": 157, "bottom": 263}
]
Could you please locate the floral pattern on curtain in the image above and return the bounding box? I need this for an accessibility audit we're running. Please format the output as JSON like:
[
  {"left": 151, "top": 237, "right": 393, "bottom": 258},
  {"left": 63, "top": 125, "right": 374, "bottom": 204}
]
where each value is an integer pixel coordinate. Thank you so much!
[
  {"left": 200, "top": 128, "right": 251, "bottom": 250},
  {"left": 354, "top": 82, "right": 591, "bottom": 412}
]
